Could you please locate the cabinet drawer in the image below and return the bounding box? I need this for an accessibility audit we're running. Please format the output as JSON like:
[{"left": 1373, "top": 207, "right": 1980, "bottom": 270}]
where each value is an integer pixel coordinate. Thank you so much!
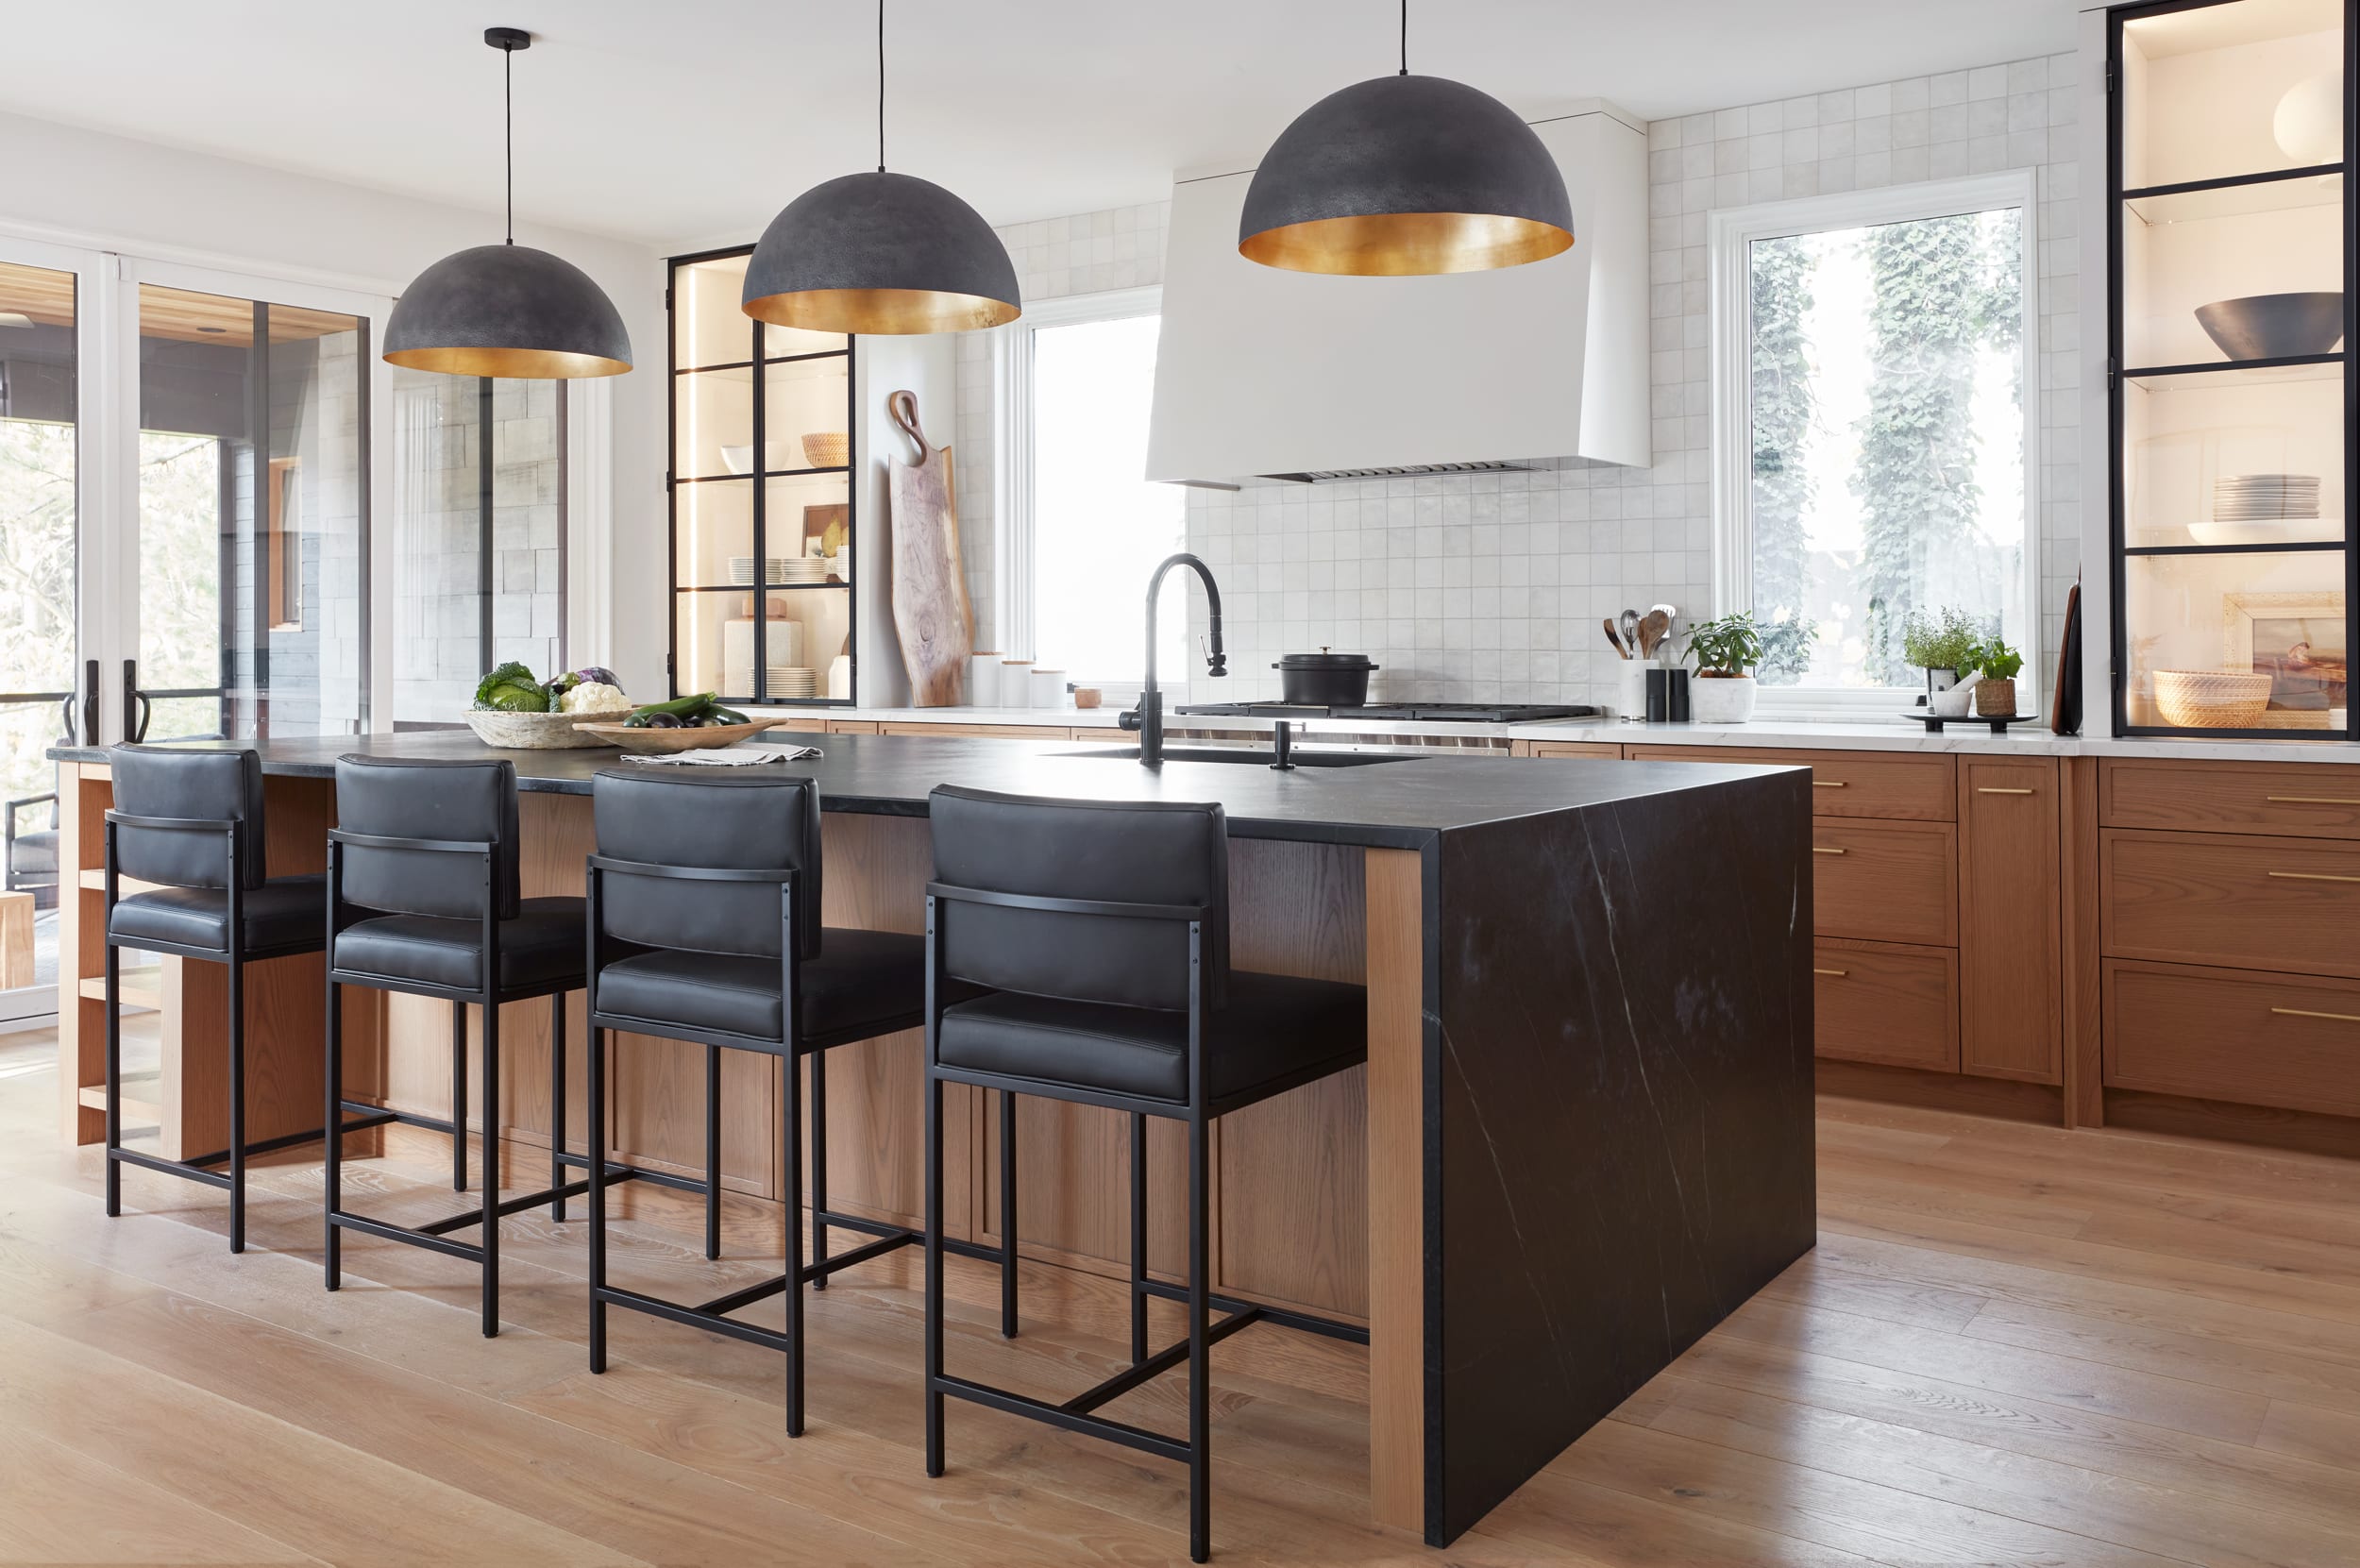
[
  {"left": 880, "top": 722, "right": 1079, "bottom": 739},
  {"left": 2103, "top": 829, "right": 2360, "bottom": 980},
  {"left": 1810, "top": 818, "right": 1958, "bottom": 946},
  {"left": 1524, "top": 741, "right": 1622, "bottom": 759},
  {"left": 2104, "top": 959, "right": 2360, "bottom": 1118},
  {"left": 1625, "top": 746, "right": 1953, "bottom": 820},
  {"left": 2102, "top": 759, "right": 2360, "bottom": 840},
  {"left": 1814, "top": 938, "right": 1958, "bottom": 1071}
]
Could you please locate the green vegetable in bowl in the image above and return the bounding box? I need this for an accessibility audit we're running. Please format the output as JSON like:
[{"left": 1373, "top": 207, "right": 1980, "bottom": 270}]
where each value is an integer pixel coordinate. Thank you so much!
[
  {"left": 474, "top": 662, "right": 550, "bottom": 713},
  {"left": 623, "top": 693, "right": 716, "bottom": 728}
]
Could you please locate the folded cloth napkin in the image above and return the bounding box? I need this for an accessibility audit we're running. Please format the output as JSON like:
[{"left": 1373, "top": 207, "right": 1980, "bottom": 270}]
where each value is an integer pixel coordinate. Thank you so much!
[{"left": 622, "top": 744, "right": 822, "bottom": 767}]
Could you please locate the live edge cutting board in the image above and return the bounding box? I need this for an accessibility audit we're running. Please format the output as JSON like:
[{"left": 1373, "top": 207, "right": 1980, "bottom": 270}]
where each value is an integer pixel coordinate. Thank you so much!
[{"left": 886, "top": 389, "right": 974, "bottom": 706}]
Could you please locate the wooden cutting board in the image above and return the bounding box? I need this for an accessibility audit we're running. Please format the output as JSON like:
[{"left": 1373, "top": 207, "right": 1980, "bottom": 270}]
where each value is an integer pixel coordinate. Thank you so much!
[{"left": 886, "top": 390, "right": 974, "bottom": 705}]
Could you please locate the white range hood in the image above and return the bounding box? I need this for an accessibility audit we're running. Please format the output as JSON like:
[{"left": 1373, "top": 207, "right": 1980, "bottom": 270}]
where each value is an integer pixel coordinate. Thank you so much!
[{"left": 1146, "top": 101, "right": 1651, "bottom": 485}]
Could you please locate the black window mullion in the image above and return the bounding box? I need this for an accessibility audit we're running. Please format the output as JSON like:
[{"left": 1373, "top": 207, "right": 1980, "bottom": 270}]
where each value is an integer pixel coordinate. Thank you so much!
[
  {"left": 479, "top": 378, "right": 496, "bottom": 668},
  {"left": 750, "top": 312, "right": 767, "bottom": 704}
]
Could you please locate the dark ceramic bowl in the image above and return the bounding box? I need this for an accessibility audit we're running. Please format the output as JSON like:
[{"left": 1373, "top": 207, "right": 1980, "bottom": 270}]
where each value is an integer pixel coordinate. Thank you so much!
[{"left": 2194, "top": 293, "right": 2346, "bottom": 362}]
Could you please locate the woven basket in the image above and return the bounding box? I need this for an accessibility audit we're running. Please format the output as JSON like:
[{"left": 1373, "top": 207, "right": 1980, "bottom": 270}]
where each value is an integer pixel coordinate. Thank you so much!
[
  {"left": 2152, "top": 669, "right": 2272, "bottom": 729},
  {"left": 464, "top": 710, "right": 615, "bottom": 750},
  {"left": 801, "top": 431, "right": 849, "bottom": 468}
]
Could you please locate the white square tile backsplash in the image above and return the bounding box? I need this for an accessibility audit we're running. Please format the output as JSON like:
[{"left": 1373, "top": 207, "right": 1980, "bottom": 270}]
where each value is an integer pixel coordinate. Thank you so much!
[{"left": 952, "top": 50, "right": 2081, "bottom": 708}]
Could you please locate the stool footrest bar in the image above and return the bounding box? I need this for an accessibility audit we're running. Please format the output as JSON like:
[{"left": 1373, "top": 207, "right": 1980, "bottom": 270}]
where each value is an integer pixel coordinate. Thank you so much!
[
  {"left": 556, "top": 1150, "right": 707, "bottom": 1195},
  {"left": 802, "top": 1229, "right": 912, "bottom": 1282},
  {"left": 413, "top": 1177, "right": 601, "bottom": 1237},
  {"left": 820, "top": 1208, "right": 999, "bottom": 1265},
  {"left": 934, "top": 1374, "right": 1190, "bottom": 1463},
  {"left": 328, "top": 1209, "right": 483, "bottom": 1263},
  {"left": 596, "top": 1283, "right": 795, "bottom": 1355},
  {"left": 1063, "top": 1307, "right": 1262, "bottom": 1416},
  {"left": 109, "top": 1147, "right": 232, "bottom": 1190},
  {"left": 695, "top": 1273, "right": 790, "bottom": 1317},
  {"left": 182, "top": 1117, "right": 392, "bottom": 1169},
  {"left": 1134, "top": 1276, "right": 1369, "bottom": 1344}
]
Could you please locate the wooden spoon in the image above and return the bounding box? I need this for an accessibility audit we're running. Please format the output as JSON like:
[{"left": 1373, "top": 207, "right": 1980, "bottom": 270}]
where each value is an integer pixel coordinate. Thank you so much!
[
  {"left": 1637, "top": 609, "right": 1671, "bottom": 660},
  {"left": 1603, "top": 618, "right": 1628, "bottom": 659}
]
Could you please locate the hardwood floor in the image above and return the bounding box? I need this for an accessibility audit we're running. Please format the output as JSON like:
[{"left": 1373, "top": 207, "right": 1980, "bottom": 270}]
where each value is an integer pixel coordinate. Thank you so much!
[{"left": 6, "top": 1027, "right": 2360, "bottom": 1567}]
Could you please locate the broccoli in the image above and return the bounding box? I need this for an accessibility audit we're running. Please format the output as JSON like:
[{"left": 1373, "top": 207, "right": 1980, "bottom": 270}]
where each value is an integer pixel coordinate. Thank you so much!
[{"left": 473, "top": 662, "right": 550, "bottom": 713}]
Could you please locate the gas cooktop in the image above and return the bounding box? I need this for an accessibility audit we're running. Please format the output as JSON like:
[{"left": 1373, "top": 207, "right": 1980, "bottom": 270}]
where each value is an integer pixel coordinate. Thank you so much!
[{"left": 1172, "top": 701, "right": 1601, "bottom": 723}]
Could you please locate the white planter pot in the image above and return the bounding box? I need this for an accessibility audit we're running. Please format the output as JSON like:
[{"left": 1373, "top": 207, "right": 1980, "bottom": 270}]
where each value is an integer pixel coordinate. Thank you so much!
[{"left": 1688, "top": 674, "right": 1756, "bottom": 724}]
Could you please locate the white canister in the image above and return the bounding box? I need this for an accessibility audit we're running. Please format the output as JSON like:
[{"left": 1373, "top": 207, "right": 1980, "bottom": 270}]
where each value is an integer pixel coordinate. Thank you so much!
[
  {"left": 1615, "top": 660, "right": 1648, "bottom": 720},
  {"left": 968, "top": 651, "right": 1002, "bottom": 707},
  {"left": 827, "top": 654, "right": 852, "bottom": 701},
  {"left": 1030, "top": 667, "right": 1067, "bottom": 710},
  {"left": 1000, "top": 660, "right": 1032, "bottom": 711}
]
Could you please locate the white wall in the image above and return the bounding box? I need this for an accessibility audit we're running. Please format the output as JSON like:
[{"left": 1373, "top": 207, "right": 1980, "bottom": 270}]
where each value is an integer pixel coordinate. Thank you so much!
[{"left": 0, "top": 109, "right": 670, "bottom": 700}]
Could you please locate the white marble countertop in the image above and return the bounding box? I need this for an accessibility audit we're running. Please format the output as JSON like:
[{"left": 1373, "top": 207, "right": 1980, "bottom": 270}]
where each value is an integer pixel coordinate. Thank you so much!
[{"left": 752, "top": 703, "right": 2360, "bottom": 765}]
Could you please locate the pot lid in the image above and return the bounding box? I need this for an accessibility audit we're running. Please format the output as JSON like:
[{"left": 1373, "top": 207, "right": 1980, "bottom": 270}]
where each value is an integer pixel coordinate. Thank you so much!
[{"left": 1274, "top": 649, "right": 1377, "bottom": 669}]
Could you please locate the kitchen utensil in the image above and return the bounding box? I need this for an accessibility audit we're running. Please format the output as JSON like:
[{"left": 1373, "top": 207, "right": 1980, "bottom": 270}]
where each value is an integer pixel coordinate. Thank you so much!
[
  {"left": 2194, "top": 293, "right": 2345, "bottom": 362},
  {"left": 575, "top": 718, "right": 780, "bottom": 753},
  {"left": 463, "top": 710, "right": 614, "bottom": 750},
  {"left": 1603, "top": 618, "right": 1627, "bottom": 658},
  {"left": 2152, "top": 668, "right": 2272, "bottom": 728},
  {"left": 1636, "top": 609, "right": 1671, "bottom": 660},
  {"left": 801, "top": 430, "right": 850, "bottom": 468},
  {"left": 886, "top": 389, "right": 974, "bottom": 705},
  {"left": 1619, "top": 609, "right": 1641, "bottom": 655},
  {"left": 1273, "top": 649, "right": 1378, "bottom": 706}
]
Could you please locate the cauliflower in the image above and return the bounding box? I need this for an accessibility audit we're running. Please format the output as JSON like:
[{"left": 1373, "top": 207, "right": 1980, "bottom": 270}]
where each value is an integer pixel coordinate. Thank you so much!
[{"left": 560, "top": 681, "right": 631, "bottom": 715}]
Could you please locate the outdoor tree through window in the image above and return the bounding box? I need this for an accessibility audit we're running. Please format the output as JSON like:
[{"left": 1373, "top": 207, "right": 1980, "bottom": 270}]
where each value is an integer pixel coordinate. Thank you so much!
[{"left": 1745, "top": 203, "right": 2029, "bottom": 691}]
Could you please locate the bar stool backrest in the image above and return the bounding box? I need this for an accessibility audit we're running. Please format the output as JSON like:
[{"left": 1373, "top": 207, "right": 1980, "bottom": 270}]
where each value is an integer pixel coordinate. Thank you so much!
[
  {"left": 928, "top": 785, "right": 1229, "bottom": 1012},
  {"left": 333, "top": 755, "right": 521, "bottom": 920},
  {"left": 109, "top": 746, "right": 267, "bottom": 889},
  {"left": 590, "top": 769, "right": 822, "bottom": 959}
]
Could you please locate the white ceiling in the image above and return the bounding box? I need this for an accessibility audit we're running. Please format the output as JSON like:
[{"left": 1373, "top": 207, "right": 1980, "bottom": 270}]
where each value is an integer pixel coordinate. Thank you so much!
[{"left": 0, "top": 0, "right": 2079, "bottom": 250}]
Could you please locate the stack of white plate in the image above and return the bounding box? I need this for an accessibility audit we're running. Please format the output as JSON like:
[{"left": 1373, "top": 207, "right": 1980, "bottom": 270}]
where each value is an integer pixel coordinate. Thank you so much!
[
  {"left": 728, "top": 556, "right": 798, "bottom": 586},
  {"left": 728, "top": 664, "right": 816, "bottom": 698},
  {"left": 775, "top": 556, "right": 831, "bottom": 585},
  {"left": 2214, "top": 474, "right": 2320, "bottom": 520}
]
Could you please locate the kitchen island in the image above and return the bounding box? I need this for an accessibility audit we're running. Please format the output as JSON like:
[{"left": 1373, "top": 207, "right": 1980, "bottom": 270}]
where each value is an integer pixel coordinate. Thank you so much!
[{"left": 51, "top": 729, "right": 1814, "bottom": 1545}]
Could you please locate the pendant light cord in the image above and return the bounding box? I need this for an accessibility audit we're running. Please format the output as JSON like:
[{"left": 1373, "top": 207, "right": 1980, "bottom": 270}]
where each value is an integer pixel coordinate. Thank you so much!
[
  {"left": 1399, "top": 0, "right": 1408, "bottom": 75},
  {"left": 503, "top": 39, "right": 514, "bottom": 244},
  {"left": 876, "top": 0, "right": 886, "bottom": 173}
]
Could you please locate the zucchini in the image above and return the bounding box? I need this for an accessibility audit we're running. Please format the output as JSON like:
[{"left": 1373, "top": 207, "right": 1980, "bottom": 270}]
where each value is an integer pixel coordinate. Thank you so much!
[{"left": 625, "top": 692, "right": 714, "bottom": 728}]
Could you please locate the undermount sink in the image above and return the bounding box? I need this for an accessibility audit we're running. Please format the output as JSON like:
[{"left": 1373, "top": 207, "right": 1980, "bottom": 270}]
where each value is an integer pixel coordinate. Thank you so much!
[{"left": 1062, "top": 745, "right": 1414, "bottom": 767}]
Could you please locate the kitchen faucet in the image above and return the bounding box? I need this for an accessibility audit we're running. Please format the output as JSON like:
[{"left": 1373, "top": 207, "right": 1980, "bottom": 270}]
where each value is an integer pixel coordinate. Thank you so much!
[{"left": 1119, "top": 552, "right": 1226, "bottom": 765}]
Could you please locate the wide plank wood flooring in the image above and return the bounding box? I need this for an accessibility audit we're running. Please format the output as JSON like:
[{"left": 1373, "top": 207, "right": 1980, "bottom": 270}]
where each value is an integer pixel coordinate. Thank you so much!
[{"left": 6, "top": 1026, "right": 2360, "bottom": 1566}]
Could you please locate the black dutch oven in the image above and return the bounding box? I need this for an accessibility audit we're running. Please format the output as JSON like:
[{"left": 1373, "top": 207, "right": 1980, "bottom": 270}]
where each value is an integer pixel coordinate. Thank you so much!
[{"left": 1273, "top": 649, "right": 1378, "bottom": 706}]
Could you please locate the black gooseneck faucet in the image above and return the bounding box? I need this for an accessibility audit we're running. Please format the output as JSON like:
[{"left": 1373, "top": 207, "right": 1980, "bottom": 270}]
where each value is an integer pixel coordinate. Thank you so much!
[{"left": 1119, "top": 552, "right": 1226, "bottom": 765}]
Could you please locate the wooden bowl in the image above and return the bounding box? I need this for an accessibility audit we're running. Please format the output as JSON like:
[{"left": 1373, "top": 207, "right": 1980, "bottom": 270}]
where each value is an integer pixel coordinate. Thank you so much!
[
  {"left": 571, "top": 718, "right": 779, "bottom": 753},
  {"left": 2152, "top": 669, "right": 2272, "bottom": 728},
  {"left": 464, "top": 710, "right": 615, "bottom": 750}
]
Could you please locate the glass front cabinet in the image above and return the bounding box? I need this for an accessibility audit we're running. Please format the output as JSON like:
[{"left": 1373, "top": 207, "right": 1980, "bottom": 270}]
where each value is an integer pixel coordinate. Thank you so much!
[
  {"left": 2109, "top": 0, "right": 2357, "bottom": 737},
  {"left": 666, "top": 245, "right": 856, "bottom": 707}
]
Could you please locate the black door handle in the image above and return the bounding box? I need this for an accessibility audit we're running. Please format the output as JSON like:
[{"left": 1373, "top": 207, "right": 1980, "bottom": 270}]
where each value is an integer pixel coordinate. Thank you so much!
[
  {"left": 79, "top": 658, "right": 99, "bottom": 747},
  {"left": 121, "top": 659, "right": 150, "bottom": 743}
]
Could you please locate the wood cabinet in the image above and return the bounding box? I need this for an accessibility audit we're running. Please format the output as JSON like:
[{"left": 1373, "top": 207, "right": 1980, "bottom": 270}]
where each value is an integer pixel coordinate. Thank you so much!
[
  {"left": 1959, "top": 758, "right": 2064, "bottom": 1082},
  {"left": 2104, "top": 958, "right": 2360, "bottom": 1119},
  {"left": 1813, "top": 937, "right": 1958, "bottom": 1071}
]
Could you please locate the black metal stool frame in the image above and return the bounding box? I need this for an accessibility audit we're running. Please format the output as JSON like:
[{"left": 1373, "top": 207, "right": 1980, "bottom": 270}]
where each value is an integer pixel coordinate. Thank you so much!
[
  {"left": 322, "top": 825, "right": 633, "bottom": 1338},
  {"left": 102, "top": 809, "right": 389, "bottom": 1255},
  {"left": 920, "top": 883, "right": 1368, "bottom": 1564},
  {"left": 582, "top": 853, "right": 1015, "bottom": 1437}
]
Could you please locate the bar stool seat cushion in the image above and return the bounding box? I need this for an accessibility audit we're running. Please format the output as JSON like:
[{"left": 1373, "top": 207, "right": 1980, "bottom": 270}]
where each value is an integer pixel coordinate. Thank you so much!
[
  {"left": 11, "top": 828, "right": 58, "bottom": 877},
  {"left": 110, "top": 874, "right": 327, "bottom": 955},
  {"left": 594, "top": 928, "right": 942, "bottom": 1048},
  {"left": 335, "top": 896, "right": 586, "bottom": 992},
  {"left": 937, "top": 969, "right": 1367, "bottom": 1106}
]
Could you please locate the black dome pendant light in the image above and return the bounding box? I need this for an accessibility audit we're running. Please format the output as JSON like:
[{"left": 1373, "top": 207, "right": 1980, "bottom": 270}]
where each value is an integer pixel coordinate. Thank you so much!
[
  {"left": 383, "top": 27, "right": 632, "bottom": 379},
  {"left": 742, "top": 0, "right": 1020, "bottom": 334},
  {"left": 1239, "top": 0, "right": 1573, "bottom": 277}
]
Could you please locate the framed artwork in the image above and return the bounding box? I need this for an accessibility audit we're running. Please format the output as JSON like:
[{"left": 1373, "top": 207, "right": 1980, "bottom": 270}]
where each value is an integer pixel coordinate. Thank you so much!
[{"left": 2224, "top": 592, "right": 2347, "bottom": 727}]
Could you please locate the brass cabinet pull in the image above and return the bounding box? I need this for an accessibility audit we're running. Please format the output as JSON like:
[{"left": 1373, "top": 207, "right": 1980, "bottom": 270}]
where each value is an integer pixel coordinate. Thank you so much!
[
  {"left": 1812, "top": 780, "right": 1847, "bottom": 788},
  {"left": 1812, "top": 847, "right": 1846, "bottom": 855},
  {"left": 1813, "top": 967, "right": 1848, "bottom": 977},
  {"left": 2271, "top": 1006, "right": 2360, "bottom": 1023},
  {"left": 1977, "top": 785, "right": 2034, "bottom": 795},
  {"left": 2267, "top": 870, "right": 2360, "bottom": 884},
  {"left": 2267, "top": 795, "right": 2360, "bottom": 806}
]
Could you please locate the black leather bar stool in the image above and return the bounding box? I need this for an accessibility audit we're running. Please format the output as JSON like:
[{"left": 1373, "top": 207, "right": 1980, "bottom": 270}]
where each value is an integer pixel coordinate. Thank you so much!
[
  {"left": 323, "top": 754, "right": 632, "bottom": 1337},
  {"left": 582, "top": 767, "right": 1013, "bottom": 1435},
  {"left": 101, "top": 745, "right": 367, "bottom": 1253},
  {"left": 920, "top": 786, "right": 1371, "bottom": 1563}
]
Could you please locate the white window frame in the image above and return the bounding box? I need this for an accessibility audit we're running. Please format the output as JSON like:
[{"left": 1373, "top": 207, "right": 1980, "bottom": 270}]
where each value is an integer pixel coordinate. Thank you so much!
[
  {"left": 990, "top": 283, "right": 1164, "bottom": 681},
  {"left": 1708, "top": 171, "right": 2042, "bottom": 718}
]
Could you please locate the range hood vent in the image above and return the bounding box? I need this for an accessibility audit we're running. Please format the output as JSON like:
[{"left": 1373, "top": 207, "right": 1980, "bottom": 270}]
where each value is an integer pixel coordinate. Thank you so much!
[{"left": 1260, "top": 461, "right": 1535, "bottom": 484}]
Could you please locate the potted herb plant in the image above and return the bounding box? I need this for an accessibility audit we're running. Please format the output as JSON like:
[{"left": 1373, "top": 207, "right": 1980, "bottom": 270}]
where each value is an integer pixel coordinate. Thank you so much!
[
  {"left": 1901, "top": 607, "right": 1982, "bottom": 717},
  {"left": 1968, "top": 636, "right": 2025, "bottom": 717},
  {"left": 1682, "top": 612, "right": 1764, "bottom": 724}
]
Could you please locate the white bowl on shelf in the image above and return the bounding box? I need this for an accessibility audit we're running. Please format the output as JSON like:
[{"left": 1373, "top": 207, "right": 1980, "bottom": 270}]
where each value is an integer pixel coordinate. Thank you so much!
[{"left": 716, "top": 442, "right": 793, "bottom": 476}]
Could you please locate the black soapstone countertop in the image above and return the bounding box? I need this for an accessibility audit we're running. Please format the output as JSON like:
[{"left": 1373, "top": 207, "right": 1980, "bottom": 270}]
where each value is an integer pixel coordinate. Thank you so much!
[{"left": 54, "top": 729, "right": 1796, "bottom": 850}]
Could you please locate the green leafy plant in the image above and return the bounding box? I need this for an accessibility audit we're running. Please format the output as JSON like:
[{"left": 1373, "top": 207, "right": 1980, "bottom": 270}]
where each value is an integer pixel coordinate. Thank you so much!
[
  {"left": 472, "top": 661, "right": 550, "bottom": 713},
  {"left": 1684, "top": 612, "right": 1766, "bottom": 677},
  {"left": 1899, "top": 607, "right": 1981, "bottom": 672},
  {"left": 1967, "top": 636, "right": 2023, "bottom": 682}
]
